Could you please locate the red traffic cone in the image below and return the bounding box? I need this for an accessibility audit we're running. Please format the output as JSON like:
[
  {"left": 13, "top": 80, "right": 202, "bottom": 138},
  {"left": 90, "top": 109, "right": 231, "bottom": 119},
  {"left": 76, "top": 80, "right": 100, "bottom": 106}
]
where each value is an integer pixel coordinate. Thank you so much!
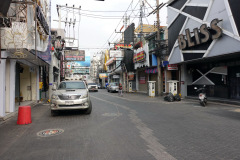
[{"left": 17, "top": 106, "right": 32, "bottom": 125}]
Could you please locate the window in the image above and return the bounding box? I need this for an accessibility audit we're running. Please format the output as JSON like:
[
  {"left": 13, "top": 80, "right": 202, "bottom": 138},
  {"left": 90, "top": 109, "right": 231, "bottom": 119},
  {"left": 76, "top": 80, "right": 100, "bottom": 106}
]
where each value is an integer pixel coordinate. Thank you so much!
[{"left": 58, "top": 82, "right": 86, "bottom": 89}]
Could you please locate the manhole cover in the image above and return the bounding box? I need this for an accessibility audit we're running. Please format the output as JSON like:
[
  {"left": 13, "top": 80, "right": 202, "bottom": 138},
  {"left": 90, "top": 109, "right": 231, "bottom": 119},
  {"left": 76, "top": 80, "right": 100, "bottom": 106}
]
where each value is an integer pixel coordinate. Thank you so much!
[{"left": 37, "top": 129, "right": 64, "bottom": 137}]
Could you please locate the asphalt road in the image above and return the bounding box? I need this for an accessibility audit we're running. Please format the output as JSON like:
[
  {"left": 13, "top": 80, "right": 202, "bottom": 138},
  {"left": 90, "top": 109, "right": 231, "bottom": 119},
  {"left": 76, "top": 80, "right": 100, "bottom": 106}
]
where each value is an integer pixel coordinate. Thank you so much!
[{"left": 1, "top": 89, "right": 240, "bottom": 160}]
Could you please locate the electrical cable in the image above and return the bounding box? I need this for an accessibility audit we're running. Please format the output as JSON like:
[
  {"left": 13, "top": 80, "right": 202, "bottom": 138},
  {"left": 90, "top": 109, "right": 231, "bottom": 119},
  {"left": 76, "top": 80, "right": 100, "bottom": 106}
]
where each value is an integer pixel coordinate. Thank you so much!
[
  {"left": 79, "top": 7, "right": 153, "bottom": 13},
  {"left": 100, "top": 0, "right": 134, "bottom": 49},
  {"left": 102, "top": 0, "right": 140, "bottom": 50}
]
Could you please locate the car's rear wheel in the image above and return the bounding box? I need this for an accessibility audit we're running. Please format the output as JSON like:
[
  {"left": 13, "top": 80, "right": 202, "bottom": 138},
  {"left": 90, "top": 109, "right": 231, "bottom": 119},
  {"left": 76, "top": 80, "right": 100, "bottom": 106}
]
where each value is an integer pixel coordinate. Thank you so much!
[{"left": 85, "top": 100, "right": 92, "bottom": 114}]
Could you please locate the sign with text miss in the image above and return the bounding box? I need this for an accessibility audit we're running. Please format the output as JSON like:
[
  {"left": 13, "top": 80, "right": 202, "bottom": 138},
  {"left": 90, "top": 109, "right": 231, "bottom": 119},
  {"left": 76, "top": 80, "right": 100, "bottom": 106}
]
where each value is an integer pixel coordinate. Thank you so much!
[{"left": 178, "top": 19, "right": 222, "bottom": 50}]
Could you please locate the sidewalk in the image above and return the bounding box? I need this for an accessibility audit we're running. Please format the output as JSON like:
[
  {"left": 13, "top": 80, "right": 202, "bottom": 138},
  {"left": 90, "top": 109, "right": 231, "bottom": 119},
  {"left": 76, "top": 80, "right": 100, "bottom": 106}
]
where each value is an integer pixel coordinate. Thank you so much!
[
  {"left": 0, "top": 100, "right": 41, "bottom": 123},
  {"left": 122, "top": 91, "right": 166, "bottom": 103},
  {"left": 123, "top": 91, "right": 240, "bottom": 106}
]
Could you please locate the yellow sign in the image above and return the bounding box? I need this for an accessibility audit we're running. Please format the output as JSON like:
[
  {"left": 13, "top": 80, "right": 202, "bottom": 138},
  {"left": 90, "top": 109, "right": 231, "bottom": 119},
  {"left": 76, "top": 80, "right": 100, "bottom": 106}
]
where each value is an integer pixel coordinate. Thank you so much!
[{"left": 39, "top": 82, "right": 43, "bottom": 89}]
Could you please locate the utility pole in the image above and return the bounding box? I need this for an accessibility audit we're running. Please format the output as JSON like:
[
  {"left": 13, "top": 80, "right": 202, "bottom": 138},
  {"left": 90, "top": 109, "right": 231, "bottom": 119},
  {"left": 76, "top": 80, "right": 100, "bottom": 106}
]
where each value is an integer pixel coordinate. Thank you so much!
[
  {"left": 145, "top": 0, "right": 165, "bottom": 95},
  {"left": 140, "top": 0, "right": 144, "bottom": 42},
  {"left": 156, "top": 0, "right": 163, "bottom": 96}
]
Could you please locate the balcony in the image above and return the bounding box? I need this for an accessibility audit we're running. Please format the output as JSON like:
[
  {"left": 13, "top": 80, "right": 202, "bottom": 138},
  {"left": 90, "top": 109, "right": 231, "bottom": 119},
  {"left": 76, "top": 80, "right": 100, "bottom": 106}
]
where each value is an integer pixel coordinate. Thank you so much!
[{"left": 0, "top": 1, "right": 50, "bottom": 53}]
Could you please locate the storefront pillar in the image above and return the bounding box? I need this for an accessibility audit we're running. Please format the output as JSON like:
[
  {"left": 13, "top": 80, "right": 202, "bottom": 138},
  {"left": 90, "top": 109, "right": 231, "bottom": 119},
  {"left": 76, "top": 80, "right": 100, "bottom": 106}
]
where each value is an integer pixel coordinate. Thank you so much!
[
  {"left": 9, "top": 60, "right": 16, "bottom": 112},
  {"left": 180, "top": 64, "right": 192, "bottom": 98},
  {"left": 5, "top": 60, "right": 16, "bottom": 113},
  {"left": 0, "top": 59, "right": 6, "bottom": 117},
  {"left": 36, "top": 67, "right": 40, "bottom": 101}
]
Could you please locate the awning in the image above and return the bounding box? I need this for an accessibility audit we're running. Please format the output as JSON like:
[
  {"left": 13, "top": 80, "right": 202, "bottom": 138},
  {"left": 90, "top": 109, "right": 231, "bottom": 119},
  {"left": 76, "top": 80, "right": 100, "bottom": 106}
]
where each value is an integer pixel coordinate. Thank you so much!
[{"left": 145, "top": 68, "right": 158, "bottom": 73}]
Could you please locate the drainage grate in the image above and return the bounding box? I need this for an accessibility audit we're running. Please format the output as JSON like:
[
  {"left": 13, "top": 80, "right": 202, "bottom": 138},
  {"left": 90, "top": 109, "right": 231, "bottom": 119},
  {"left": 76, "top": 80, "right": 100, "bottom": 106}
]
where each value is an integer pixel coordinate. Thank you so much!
[{"left": 37, "top": 129, "right": 64, "bottom": 137}]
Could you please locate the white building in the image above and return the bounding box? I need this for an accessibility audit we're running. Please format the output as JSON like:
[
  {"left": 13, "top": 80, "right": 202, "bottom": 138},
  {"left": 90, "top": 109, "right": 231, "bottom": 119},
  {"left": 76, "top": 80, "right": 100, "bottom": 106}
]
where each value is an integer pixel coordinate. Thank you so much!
[{"left": 0, "top": 0, "right": 51, "bottom": 120}]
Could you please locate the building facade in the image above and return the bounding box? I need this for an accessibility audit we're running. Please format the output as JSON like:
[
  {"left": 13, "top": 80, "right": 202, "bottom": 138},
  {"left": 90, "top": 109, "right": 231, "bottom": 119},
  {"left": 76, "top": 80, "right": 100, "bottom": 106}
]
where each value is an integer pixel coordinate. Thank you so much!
[
  {"left": 0, "top": 0, "right": 51, "bottom": 119},
  {"left": 167, "top": 0, "right": 240, "bottom": 100}
]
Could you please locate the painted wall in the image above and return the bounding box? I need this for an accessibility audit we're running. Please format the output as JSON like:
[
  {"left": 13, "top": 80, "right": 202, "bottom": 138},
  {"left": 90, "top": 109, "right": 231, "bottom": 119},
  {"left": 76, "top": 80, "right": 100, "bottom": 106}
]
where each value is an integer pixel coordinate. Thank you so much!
[{"left": 20, "top": 65, "right": 37, "bottom": 101}]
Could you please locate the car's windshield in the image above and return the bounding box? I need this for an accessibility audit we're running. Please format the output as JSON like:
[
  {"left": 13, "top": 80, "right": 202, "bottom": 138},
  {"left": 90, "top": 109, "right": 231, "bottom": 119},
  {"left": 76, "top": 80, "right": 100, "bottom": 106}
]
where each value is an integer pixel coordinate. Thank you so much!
[
  {"left": 58, "top": 81, "right": 86, "bottom": 89},
  {"left": 88, "top": 83, "right": 97, "bottom": 85},
  {"left": 110, "top": 83, "right": 118, "bottom": 86}
]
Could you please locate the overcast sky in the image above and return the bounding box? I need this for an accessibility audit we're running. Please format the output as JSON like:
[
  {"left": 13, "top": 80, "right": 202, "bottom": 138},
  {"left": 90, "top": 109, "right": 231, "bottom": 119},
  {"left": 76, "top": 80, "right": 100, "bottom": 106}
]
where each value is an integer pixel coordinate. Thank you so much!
[{"left": 51, "top": 0, "right": 168, "bottom": 57}]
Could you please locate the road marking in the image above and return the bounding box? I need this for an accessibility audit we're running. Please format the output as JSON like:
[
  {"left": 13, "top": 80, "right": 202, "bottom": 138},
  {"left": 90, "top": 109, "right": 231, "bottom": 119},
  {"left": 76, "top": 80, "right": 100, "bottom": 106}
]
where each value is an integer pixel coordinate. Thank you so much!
[
  {"left": 92, "top": 95, "right": 176, "bottom": 160},
  {"left": 98, "top": 92, "right": 192, "bottom": 105},
  {"left": 102, "top": 113, "right": 122, "bottom": 117}
]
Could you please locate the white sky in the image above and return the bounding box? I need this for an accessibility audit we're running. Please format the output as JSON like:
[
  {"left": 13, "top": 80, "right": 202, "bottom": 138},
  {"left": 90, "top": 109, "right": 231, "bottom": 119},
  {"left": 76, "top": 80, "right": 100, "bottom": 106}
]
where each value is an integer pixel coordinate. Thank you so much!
[{"left": 50, "top": 0, "right": 169, "bottom": 57}]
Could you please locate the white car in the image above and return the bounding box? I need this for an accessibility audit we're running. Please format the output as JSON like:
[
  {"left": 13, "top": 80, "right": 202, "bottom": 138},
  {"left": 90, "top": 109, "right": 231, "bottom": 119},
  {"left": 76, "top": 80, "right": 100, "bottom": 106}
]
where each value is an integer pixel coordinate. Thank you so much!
[
  {"left": 88, "top": 83, "right": 98, "bottom": 92},
  {"left": 107, "top": 82, "right": 119, "bottom": 93},
  {"left": 51, "top": 80, "right": 92, "bottom": 116}
]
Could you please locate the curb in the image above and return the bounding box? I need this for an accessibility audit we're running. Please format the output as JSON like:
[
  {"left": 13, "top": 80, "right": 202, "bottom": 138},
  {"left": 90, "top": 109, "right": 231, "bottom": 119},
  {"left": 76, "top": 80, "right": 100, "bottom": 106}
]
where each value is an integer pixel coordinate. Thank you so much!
[{"left": 0, "top": 101, "right": 39, "bottom": 125}]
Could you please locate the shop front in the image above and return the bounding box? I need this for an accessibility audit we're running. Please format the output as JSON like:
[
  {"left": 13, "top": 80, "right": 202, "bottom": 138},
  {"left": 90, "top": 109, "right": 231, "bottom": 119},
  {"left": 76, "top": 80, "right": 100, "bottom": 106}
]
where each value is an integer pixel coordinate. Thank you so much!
[{"left": 167, "top": 0, "right": 240, "bottom": 100}]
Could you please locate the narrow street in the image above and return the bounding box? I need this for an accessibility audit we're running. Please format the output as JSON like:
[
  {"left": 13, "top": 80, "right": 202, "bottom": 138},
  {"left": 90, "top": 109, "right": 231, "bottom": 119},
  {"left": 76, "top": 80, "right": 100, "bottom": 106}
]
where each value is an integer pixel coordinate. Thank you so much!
[{"left": 1, "top": 89, "right": 240, "bottom": 160}]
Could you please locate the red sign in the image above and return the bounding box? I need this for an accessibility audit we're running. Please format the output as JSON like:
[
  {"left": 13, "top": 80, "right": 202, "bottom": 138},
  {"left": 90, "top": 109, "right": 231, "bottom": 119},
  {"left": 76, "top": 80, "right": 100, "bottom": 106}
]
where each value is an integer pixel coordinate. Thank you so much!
[
  {"left": 128, "top": 74, "right": 134, "bottom": 81},
  {"left": 115, "top": 44, "right": 133, "bottom": 49},
  {"left": 167, "top": 64, "right": 178, "bottom": 70},
  {"left": 133, "top": 51, "right": 145, "bottom": 63}
]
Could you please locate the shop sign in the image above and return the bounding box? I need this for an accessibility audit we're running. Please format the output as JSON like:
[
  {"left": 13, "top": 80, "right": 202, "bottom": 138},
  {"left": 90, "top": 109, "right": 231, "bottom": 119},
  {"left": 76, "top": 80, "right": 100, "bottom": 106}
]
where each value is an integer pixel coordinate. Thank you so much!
[
  {"left": 167, "top": 64, "right": 178, "bottom": 70},
  {"left": 36, "top": 6, "right": 49, "bottom": 35},
  {"left": 110, "top": 50, "right": 123, "bottom": 58},
  {"left": 133, "top": 51, "right": 146, "bottom": 63},
  {"left": 114, "top": 43, "right": 133, "bottom": 49},
  {"left": 64, "top": 50, "right": 85, "bottom": 61},
  {"left": 113, "top": 75, "right": 120, "bottom": 79},
  {"left": 178, "top": 19, "right": 222, "bottom": 50},
  {"left": 99, "top": 73, "right": 108, "bottom": 79},
  {"left": 67, "top": 65, "right": 71, "bottom": 69},
  {"left": 128, "top": 72, "right": 135, "bottom": 80}
]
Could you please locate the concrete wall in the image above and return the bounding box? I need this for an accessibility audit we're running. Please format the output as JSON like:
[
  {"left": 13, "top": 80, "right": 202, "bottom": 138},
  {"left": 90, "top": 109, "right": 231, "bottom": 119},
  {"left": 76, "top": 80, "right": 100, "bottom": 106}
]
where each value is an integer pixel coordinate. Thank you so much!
[
  {"left": 0, "top": 60, "right": 6, "bottom": 117},
  {"left": 180, "top": 64, "right": 192, "bottom": 98}
]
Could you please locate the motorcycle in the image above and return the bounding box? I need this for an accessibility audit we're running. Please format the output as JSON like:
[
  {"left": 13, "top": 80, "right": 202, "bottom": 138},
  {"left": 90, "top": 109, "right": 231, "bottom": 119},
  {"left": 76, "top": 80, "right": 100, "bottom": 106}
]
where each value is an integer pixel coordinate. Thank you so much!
[{"left": 194, "top": 85, "right": 207, "bottom": 107}]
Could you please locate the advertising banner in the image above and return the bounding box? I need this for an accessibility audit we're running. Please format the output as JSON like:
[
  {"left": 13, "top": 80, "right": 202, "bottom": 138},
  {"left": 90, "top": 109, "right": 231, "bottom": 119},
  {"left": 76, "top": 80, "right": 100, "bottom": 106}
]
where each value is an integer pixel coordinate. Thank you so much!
[
  {"left": 64, "top": 50, "right": 85, "bottom": 61},
  {"left": 110, "top": 50, "right": 123, "bottom": 58},
  {"left": 99, "top": 73, "right": 108, "bottom": 79},
  {"left": 67, "top": 56, "right": 90, "bottom": 67}
]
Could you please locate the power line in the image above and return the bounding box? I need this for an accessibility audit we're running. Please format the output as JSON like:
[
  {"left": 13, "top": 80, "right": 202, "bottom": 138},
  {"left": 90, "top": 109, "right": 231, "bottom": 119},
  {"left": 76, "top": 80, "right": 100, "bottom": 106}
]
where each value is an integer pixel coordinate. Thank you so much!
[
  {"left": 100, "top": 0, "right": 134, "bottom": 49},
  {"left": 80, "top": 7, "right": 153, "bottom": 13},
  {"left": 102, "top": 0, "right": 141, "bottom": 49}
]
